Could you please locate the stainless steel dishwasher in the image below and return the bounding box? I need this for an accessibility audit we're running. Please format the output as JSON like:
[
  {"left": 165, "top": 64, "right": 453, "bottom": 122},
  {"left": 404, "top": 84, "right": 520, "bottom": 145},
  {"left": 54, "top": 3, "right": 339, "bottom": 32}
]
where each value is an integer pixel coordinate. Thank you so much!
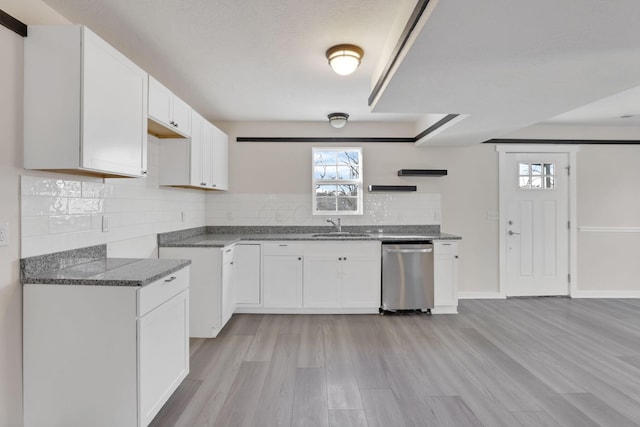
[{"left": 381, "top": 242, "right": 434, "bottom": 313}]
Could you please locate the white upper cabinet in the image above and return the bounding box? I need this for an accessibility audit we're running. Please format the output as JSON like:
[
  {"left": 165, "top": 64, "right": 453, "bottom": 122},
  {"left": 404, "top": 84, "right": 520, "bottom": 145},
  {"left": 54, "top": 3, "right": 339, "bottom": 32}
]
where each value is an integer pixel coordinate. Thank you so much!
[
  {"left": 148, "top": 76, "right": 192, "bottom": 138},
  {"left": 159, "top": 113, "right": 228, "bottom": 190},
  {"left": 210, "top": 124, "right": 229, "bottom": 191},
  {"left": 24, "top": 25, "right": 148, "bottom": 178}
]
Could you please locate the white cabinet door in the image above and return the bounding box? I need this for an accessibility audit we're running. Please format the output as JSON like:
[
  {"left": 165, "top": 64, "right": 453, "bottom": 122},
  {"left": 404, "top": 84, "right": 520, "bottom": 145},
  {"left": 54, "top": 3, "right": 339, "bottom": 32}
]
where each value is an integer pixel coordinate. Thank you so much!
[
  {"left": 148, "top": 76, "right": 172, "bottom": 127},
  {"left": 147, "top": 75, "right": 191, "bottom": 138},
  {"left": 171, "top": 96, "right": 192, "bottom": 137},
  {"left": 434, "top": 242, "right": 459, "bottom": 313},
  {"left": 221, "top": 247, "right": 236, "bottom": 324},
  {"left": 342, "top": 256, "right": 381, "bottom": 308},
  {"left": 211, "top": 125, "right": 229, "bottom": 190},
  {"left": 24, "top": 25, "right": 147, "bottom": 178},
  {"left": 138, "top": 289, "right": 189, "bottom": 426},
  {"left": 302, "top": 241, "right": 381, "bottom": 310},
  {"left": 263, "top": 255, "right": 303, "bottom": 308},
  {"left": 303, "top": 255, "right": 341, "bottom": 308},
  {"left": 234, "top": 244, "right": 261, "bottom": 305},
  {"left": 82, "top": 28, "right": 147, "bottom": 177}
]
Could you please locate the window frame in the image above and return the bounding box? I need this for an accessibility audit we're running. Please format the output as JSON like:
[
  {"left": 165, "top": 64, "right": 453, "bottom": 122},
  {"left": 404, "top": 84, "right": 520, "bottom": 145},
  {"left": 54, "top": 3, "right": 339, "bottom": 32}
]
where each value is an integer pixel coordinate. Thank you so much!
[{"left": 312, "top": 147, "right": 363, "bottom": 216}]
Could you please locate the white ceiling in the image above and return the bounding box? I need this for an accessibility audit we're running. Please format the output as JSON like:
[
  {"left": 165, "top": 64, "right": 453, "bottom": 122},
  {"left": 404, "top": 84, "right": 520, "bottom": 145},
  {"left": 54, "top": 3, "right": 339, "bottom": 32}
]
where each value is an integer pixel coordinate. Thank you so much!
[{"left": 9, "top": 0, "right": 640, "bottom": 144}]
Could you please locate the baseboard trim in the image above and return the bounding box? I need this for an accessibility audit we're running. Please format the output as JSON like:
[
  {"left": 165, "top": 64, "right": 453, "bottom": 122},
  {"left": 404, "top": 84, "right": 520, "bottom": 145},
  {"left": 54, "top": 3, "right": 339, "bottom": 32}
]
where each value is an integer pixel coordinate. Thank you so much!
[
  {"left": 458, "top": 292, "right": 505, "bottom": 300},
  {"left": 571, "top": 290, "right": 640, "bottom": 298}
]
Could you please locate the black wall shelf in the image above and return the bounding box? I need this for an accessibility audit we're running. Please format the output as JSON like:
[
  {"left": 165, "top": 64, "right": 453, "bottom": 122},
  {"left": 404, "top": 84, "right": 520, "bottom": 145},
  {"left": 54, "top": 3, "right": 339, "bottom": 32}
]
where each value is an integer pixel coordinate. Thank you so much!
[
  {"left": 368, "top": 185, "right": 417, "bottom": 192},
  {"left": 397, "top": 169, "right": 448, "bottom": 177}
]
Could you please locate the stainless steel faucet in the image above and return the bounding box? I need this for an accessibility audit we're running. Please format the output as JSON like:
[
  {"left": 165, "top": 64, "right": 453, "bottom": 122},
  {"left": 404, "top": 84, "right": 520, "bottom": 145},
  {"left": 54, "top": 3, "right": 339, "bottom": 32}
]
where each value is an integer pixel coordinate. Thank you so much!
[{"left": 326, "top": 217, "right": 341, "bottom": 232}]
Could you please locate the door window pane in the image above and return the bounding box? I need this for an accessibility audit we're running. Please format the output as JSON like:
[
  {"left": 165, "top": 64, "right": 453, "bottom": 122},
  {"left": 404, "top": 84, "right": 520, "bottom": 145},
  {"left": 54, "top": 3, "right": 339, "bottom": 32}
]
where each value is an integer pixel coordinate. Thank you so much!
[{"left": 519, "top": 162, "right": 555, "bottom": 190}]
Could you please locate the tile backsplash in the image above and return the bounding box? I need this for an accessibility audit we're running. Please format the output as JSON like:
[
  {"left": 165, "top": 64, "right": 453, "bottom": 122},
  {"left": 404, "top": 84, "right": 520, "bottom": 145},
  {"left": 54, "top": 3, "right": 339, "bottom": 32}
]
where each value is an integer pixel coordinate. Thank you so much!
[
  {"left": 21, "top": 138, "right": 441, "bottom": 257},
  {"left": 205, "top": 193, "right": 441, "bottom": 227},
  {"left": 21, "top": 139, "right": 206, "bottom": 257}
]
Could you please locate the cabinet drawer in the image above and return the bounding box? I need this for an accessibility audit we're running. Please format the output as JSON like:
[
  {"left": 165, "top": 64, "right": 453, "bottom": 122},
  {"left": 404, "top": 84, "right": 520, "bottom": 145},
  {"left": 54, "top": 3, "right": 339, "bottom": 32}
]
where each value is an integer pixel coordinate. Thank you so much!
[
  {"left": 262, "top": 242, "right": 303, "bottom": 256},
  {"left": 139, "top": 267, "right": 189, "bottom": 316},
  {"left": 434, "top": 241, "right": 458, "bottom": 255}
]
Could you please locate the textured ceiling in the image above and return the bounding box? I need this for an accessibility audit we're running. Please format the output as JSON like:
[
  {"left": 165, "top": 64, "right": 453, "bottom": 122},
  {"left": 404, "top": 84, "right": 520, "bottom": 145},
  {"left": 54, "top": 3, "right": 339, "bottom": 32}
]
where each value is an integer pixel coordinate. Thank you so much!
[{"left": 8, "top": 0, "right": 640, "bottom": 144}]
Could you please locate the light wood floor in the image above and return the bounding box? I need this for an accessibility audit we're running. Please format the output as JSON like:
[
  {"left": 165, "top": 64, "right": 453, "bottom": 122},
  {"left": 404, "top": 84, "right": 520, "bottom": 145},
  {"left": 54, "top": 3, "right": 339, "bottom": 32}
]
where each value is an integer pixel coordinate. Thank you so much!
[{"left": 150, "top": 299, "right": 640, "bottom": 427}]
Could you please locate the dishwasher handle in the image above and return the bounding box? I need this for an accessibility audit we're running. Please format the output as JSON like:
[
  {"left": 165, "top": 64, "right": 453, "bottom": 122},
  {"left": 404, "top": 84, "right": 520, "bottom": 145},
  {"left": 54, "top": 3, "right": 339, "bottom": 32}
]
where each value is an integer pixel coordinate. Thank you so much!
[{"left": 384, "top": 248, "right": 433, "bottom": 254}]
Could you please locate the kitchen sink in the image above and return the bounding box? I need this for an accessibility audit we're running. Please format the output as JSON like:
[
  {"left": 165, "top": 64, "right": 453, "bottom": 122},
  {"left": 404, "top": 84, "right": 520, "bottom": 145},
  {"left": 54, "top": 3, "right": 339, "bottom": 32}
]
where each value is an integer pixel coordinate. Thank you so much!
[{"left": 311, "top": 232, "right": 371, "bottom": 238}]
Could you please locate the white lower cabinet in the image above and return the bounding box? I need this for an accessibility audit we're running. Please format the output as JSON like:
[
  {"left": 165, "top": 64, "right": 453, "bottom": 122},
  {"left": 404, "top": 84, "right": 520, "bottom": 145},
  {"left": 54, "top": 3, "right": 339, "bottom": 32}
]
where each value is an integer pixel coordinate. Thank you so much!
[
  {"left": 234, "top": 244, "right": 262, "bottom": 306},
  {"left": 262, "top": 243, "right": 304, "bottom": 308},
  {"left": 303, "top": 242, "right": 381, "bottom": 310},
  {"left": 23, "top": 267, "right": 190, "bottom": 427},
  {"left": 433, "top": 241, "right": 459, "bottom": 314},
  {"left": 160, "top": 246, "right": 235, "bottom": 338}
]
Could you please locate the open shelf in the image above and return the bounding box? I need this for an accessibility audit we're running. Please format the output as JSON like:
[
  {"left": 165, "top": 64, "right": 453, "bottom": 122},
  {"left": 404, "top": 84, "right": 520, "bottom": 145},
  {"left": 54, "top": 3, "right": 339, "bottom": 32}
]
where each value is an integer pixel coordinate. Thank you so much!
[
  {"left": 397, "top": 169, "right": 448, "bottom": 177},
  {"left": 368, "top": 185, "right": 417, "bottom": 192}
]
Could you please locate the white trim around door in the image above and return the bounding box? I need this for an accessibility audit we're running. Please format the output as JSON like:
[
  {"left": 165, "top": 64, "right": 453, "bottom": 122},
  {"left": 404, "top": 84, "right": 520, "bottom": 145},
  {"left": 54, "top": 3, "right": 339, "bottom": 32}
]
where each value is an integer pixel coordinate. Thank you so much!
[{"left": 497, "top": 145, "right": 579, "bottom": 298}]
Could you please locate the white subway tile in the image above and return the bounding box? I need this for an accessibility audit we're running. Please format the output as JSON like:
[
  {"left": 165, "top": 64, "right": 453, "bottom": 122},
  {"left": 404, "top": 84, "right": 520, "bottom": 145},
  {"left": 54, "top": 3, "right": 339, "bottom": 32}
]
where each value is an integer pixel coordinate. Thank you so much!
[
  {"left": 22, "top": 196, "right": 69, "bottom": 216},
  {"left": 68, "top": 198, "right": 104, "bottom": 214},
  {"left": 21, "top": 216, "right": 49, "bottom": 237},
  {"left": 81, "top": 182, "right": 106, "bottom": 198},
  {"left": 49, "top": 215, "right": 91, "bottom": 234}
]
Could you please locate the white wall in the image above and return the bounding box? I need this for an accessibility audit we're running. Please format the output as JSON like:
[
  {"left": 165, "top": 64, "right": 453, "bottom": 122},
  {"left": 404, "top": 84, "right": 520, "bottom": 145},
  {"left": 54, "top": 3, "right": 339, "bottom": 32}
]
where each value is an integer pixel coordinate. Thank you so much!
[
  {"left": 577, "top": 145, "right": 640, "bottom": 294},
  {"left": 0, "top": 24, "right": 25, "bottom": 427},
  {"left": 21, "top": 135, "right": 207, "bottom": 258}
]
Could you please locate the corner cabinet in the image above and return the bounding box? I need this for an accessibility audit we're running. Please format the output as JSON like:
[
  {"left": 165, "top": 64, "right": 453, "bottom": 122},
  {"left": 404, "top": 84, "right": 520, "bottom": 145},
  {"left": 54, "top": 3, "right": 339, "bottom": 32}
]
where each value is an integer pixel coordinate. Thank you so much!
[
  {"left": 158, "top": 113, "right": 229, "bottom": 190},
  {"left": 433, "top": 241, "right": 459, "bottom": 314},
  {"left": 23, "top": 267, "right": 190, "bottom": 427},
  {"left": 159, "top": 246, "right": 235, "bottom": 337},
  {"left": 24, "top": 25, "right": 148, "bottom": 178}
]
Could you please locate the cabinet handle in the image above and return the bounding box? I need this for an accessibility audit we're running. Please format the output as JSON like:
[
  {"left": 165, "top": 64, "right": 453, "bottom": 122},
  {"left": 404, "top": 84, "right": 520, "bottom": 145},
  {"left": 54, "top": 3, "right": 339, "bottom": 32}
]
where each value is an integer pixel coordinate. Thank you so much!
[
  {"left": 455, "top": 256, "right": 459, "bottom": 259},
  {"left": 298, "top": 257, "right": 302, "bottom": 261},
  {"left": 201, "top": 182, "right": 207, "bottom": 186},
  {"left": 442, "top": 243, "right": 452, "bottom": 246},
  {"left": 164, "top": 276, "right": 177, "bottom": 282},
  {"left": 279, "top": 244, "right": 288, "bottom": 247},
  {"left": 338, "top": 257, "right": 342, "bottom": 261},
  {"left": 141, "top": 170, "right": 147, "bottom": 175},
  {"left": 225, "top": 249, "right": 232, "bottom": 253},
  {"left": 344, "top": 257, "right": 347, "bottom": 261},
  {"left": 212, "top": 184, "right": 216, "bottom": 188},
  {"left": 170, "top": 120, "right": 176, "bottom": 126}
]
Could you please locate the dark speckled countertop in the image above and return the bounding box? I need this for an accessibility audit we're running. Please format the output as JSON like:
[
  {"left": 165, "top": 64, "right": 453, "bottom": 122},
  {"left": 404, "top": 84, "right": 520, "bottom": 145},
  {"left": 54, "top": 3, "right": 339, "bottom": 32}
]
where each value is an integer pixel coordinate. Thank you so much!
[
  {"left": 21, "top": 244, "right": 191, "bottom": 286},
  {"left": 159, "top": 226, "right": 461, "bottom": 248}
]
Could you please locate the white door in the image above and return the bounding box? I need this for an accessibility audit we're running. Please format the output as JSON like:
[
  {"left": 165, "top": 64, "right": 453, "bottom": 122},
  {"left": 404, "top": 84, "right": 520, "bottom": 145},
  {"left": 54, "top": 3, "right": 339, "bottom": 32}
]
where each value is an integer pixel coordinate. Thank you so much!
[{"left": 504, "top": 152, "right": 569, "bottom": 296}]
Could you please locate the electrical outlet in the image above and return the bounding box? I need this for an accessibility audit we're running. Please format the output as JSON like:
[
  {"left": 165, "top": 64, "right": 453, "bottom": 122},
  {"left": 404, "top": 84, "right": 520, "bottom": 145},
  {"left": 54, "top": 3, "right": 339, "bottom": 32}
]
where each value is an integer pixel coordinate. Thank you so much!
[
  {"left": 102, "top": 216, "right": 110, "bottom": 232},
  {"left": 0, "top": 223, "right": 8, "bottom": 247}
]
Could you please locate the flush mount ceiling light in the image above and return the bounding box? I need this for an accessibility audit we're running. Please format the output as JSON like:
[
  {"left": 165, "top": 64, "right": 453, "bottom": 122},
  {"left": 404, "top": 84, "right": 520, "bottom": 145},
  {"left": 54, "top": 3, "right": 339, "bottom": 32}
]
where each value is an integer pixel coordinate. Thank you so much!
[
  {"left": 328, "top": 112, "right": 349, "bottom": 128},
  {"left": 326, "top": 44, "right": 364, "bottom": 76}
]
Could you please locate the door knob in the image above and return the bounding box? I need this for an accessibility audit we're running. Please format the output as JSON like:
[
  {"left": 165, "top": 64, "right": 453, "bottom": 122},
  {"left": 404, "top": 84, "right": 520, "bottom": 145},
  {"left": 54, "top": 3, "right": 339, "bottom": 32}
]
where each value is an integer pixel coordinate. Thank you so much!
[{"left": 508, "top": 230, "right": 520, "bottom": 236}]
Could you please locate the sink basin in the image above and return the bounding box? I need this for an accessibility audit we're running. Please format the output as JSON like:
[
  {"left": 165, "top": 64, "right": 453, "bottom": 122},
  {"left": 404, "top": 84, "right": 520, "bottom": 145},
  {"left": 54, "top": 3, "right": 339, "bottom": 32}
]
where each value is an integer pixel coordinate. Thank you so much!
[{"left": 311, "top": 232, "right": 371, "bottom": 238}]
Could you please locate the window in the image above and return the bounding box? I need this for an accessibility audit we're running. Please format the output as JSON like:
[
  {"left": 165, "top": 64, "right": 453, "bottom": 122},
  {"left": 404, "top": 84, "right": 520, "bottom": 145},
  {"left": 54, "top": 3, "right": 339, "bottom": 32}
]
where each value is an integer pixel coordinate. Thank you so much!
[
  {"left": 518, "top": 162, "right": 555, "bottom": 189},
  {"left": 312, "top": 147, "right": 363, "bottom": 215}
]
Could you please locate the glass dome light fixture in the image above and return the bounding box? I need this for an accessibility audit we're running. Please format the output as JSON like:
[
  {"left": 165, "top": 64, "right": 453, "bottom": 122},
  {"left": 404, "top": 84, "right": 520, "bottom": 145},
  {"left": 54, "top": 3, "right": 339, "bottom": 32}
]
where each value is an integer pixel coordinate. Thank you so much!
[
  {"left": 326, "top": 44, "right": 364, "bottom": 76},
  {"left": 328, "top": 112, "right": 349, "bottom": 128}
]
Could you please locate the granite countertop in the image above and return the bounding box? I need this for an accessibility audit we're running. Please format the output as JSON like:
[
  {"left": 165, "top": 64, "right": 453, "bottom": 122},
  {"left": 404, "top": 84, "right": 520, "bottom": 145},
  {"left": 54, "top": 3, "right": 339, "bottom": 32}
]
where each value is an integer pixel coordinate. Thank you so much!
[
  {"left": 160, "top": 229, "right": 462, "bottom": 248},
  {"left": 21, "top": 245, "right": 191, "bottom": 287}
]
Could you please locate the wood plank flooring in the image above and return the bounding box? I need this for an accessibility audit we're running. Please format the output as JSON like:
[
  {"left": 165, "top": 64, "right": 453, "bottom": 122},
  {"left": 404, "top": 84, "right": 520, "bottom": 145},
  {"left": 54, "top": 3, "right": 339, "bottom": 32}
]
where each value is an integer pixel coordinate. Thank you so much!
[{"left": 150, "top": 299, "right": 640, "bottom": 426}]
